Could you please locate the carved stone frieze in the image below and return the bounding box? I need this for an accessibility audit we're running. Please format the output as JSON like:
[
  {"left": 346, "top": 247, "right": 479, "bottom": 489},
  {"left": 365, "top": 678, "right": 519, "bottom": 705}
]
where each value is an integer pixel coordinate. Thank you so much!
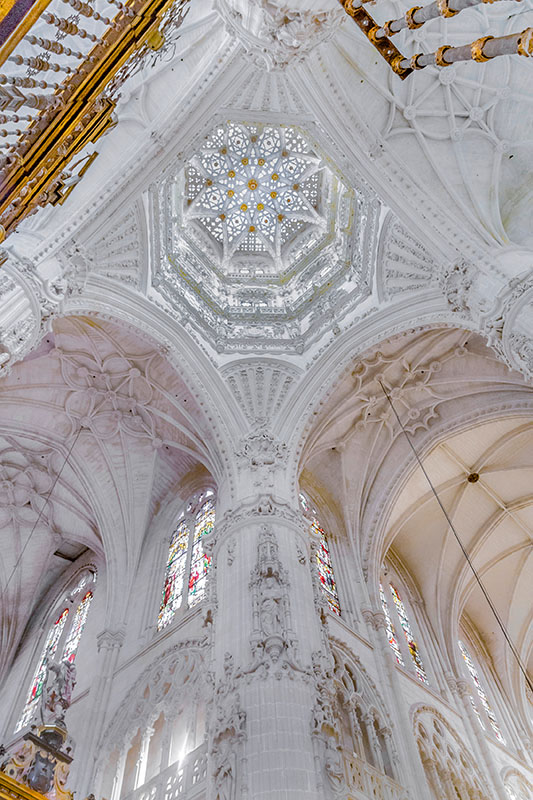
[
  {"left": 221, "top": 358, "right": 301, "bottom": 426},
  {"left": 214, "top": 494, "right": 308, "bottom": 556},
  {"left": 239, "top": 525, "right": 308, "bottom": 680}
]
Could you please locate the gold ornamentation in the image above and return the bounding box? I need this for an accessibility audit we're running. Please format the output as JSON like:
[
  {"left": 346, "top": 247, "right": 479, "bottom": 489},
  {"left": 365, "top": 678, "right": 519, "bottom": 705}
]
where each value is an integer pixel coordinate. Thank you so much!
[
  {"left": 258, "top": 158, "right": 265, "bottom": 166},
  {"left": 437, "top": 0, "right": 459, "bottom": 17},
  {"left": 435, "top": 45, "right": 452, "bottom": 67},
  {"left": 405, "top": 6, "right": 423, "bottom": 29},
  {"left": 342, "top": 0, "right": 358, "bottom": 18},
  {"left": 517, "top": 28, "right": 533, "bottom": 58},
  {"left": 390, "top": 54, "right": 406, "bottom": 74},
  {"left": 242, "top": 157, "right": 249, "bottom": 165},
  {"left": 146, "top": 29, "right": 165, "bottom": 51},
  {"left": 248, "top": 179, "right": 258, "bottom": 190},
  {"left": 471, "top": 35, "right": 494, "bottom": 62},
  {"left": 383, "top": 20, "right": 396, "bottom": 37},
  {"left": 410, "top": 53, "right": 425, "bottom": 69},
  {"left": 368, "top": 25, "right": 381, "bottom": 44}
]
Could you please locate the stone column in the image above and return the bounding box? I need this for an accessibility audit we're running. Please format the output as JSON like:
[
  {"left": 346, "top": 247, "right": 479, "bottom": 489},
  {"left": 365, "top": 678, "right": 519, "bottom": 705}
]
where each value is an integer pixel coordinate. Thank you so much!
[
  {"left": 110, "top": 748, "right": 128, "bottom": 800},
  {"left": 209, "top": 449, "right": 334, "bottom": 800},
  {"left": 362, "top": 608, "right": 429, "bottom": 800},
  {"left": 159, "top": 716, "right": 173, "bottom": 774},
  {"left": 134, "top": 726, "right": 154, "bottom": 790},
  {"left": 76, "top": 628, "right": 125, "bottom": 797}
]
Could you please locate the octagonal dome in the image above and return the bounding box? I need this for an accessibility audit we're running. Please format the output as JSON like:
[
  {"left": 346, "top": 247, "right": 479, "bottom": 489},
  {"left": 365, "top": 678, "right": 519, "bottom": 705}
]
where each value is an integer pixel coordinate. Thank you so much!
[
  {"left": 185, "top": 123, "right": 327, "bottom": 271},
  {"left": 152, "top": 119, "right": 380, "bottom": 355}
]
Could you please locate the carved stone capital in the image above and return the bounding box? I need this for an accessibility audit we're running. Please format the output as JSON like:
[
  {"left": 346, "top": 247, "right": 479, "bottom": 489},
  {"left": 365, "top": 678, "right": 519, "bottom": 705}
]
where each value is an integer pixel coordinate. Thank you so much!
[{"left": 96, "top": 628, "right": 125, "bottom": 654}]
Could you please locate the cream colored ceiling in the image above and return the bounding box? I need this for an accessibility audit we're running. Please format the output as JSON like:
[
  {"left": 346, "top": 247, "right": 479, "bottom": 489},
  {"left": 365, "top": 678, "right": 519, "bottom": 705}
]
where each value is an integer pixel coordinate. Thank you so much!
[
  {"left": 388, "top": 417, "right": 533, "bottom": 699},
  {"left": 301, "top": 325, "right": 533, "bottom": 718}
]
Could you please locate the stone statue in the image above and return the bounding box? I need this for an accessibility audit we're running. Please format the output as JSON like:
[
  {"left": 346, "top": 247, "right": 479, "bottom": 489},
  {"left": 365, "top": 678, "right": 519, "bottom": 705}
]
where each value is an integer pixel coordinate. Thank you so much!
[
  {"left": 213, "top": 741, "right": 235, "bottom": 800},
  {"left": 40, "top": 660, "right": 77, "bottom": 725},
  {"left": 259, "top": 576, "right": 283, "bottom": 637},
  {"left": 324, "top": 736, "right": 344, "bottom": 791}
]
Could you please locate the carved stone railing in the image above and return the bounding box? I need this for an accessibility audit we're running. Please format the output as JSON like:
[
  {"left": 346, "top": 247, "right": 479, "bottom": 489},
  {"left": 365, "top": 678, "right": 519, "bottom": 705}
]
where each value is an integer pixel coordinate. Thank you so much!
[
  {"left": 344, "top": 753, "right": 408, "bottom": 800},
  {"left": 124, "top": 744, "right": 207, "bottom": 800},
  {"left": 0, "top": 772, "right": 47, "bottom": 800}
]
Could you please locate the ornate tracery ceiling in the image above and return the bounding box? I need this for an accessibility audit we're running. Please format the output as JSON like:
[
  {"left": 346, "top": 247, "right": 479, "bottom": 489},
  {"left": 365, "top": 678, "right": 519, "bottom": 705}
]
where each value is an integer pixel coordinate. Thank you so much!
[{"left": 153, "top": 118, "right": 379, "bottom": 354}]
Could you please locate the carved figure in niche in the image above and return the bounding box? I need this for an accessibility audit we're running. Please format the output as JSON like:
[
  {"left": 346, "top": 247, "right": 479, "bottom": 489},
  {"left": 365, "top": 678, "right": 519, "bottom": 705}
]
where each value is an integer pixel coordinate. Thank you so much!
[
  {"left": 40, "top": 660, "right": 77, "bottom": 725},
  {"left": 213, "top": 739, "right": 235, "bottom": 800},
  {"left": 324, "top": 736, "right": 344, "bottom": 791},
  {"left": 260, "top": 576, "right": 283, "bottom": 637}
]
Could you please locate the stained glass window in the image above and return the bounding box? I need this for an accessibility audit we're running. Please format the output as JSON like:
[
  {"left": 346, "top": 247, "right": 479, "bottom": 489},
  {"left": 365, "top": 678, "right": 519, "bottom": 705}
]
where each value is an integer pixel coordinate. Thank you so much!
[
  {"left": 188, "top": 498, "right": 214, "bottom": 607},
  {"left": 389, "top": 584, "right": 428, "bottom": 684},
  {"left": 299, "top": 492, "right": 340, "bottom": 615},
  {"left": 63, "top": 591, "right": 93, "bottom": 663},
  {"left": 458, "top": 640, "right": 506, "bottom": 743},
  {"left": 379, "top": 583, "right": 404, "bottom": 666},
  {"left": 158, "top": 492, "right": 215, "bottom": 628},
  {"left": 15, "top": 608, "right": 69, "bottom": 731},
  {"left": 158, "top": 519, "right": 190, "bottom": 630}
]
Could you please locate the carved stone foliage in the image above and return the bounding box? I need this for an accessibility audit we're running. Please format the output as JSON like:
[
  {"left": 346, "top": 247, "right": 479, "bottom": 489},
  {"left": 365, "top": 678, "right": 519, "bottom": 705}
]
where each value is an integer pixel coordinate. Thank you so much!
[
  {"left": 215, "top": 494, "right": 303, "bottom": 544},
  {"left": 240, "top": 525, "right": 307, "bottom": 679},
  {"left": 209, "top": 653, "right": 246, "bottom": 800},
  {"left": 235, "top": 426, "right": 287, "bottom": 488},
  {"left": 214, "top": 0, "right": 343, "bottom": 71}
]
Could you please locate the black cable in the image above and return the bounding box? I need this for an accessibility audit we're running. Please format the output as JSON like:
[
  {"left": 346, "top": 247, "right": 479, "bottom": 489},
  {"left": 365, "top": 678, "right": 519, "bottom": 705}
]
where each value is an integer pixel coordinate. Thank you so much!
[
  {"left": 0, "top": 426, "right": 82, "bottom": 603},
  {"left": 379, "top": 381, "right": 533, "bottom": 695}
]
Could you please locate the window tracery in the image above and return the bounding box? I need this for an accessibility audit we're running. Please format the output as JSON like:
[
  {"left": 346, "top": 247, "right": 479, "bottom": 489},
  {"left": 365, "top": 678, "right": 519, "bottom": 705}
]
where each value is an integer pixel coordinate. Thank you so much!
[
  {"left": 414, "top": 707, "right": 490, "bottom": 800},
  {"left": 379, "top": 578, "right": 428, "bottom": 683},
  {"left": 329, "top": 642, "right": 402, "bottom": 793},
  {"left": 185, "top": 123, "right": 324, "bottom": 265},
  {"left": 458, "top": 639, "right": 506, "bottom": 744},
  {"left": 157, "top": 490, "right": 215, "bottom": 630},
  {"left": 15, "top": 570, "right": 95, "bottom": 732},
  {"left": 299, "top": 491, "right": 340, "bottom": 615}
]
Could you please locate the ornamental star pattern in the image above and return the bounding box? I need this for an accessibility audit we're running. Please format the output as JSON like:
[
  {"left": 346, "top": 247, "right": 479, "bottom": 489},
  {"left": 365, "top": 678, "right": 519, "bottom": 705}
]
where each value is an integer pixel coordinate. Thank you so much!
[{"left": 185, "top": 123, "right": 325, "bottom": 265}]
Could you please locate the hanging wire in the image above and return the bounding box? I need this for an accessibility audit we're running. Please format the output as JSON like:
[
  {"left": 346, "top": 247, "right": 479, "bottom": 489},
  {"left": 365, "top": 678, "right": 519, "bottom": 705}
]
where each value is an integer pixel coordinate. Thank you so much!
[
  {"left": 378, "top": 380, "right": 533, "bottom": 695},
  {"left": 0, "top": 426, "right": 82, "bottom": 603}
]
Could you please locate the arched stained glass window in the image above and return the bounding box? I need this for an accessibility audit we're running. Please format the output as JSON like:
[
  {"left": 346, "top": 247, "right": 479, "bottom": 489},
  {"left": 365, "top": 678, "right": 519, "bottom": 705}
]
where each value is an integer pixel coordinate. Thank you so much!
[
  {"left": 15, "top": 570, "right": 96, "bottom": 732},
  {"left": 299, "top": 491, "right": 340, "bottom": 616},
  {"left": 380, "top": 579, "right": 428, "bottom": 684},
  {"left": 188, "top": 498, "right": 214, "bottom": 607},
  {"left": 63, "top": 590, "right": 94, "bottom": 663},
  {"left": 389, "top": 584, "right": 428, "bottom": 683},
  {"left": 158, "top": 519, "right": 189, "bottom": 630},
  {"left": 157, "top": 490, "right": 215, "bottom": 630},
  {"left": 458, "top": 640, "right": 506, "bottom": 743},
  {"left": 379, "top": 583, "right": 404, "bottom": 666},
  {"left": 16, "top": 608, "right": 69, "bottom": 731}
]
